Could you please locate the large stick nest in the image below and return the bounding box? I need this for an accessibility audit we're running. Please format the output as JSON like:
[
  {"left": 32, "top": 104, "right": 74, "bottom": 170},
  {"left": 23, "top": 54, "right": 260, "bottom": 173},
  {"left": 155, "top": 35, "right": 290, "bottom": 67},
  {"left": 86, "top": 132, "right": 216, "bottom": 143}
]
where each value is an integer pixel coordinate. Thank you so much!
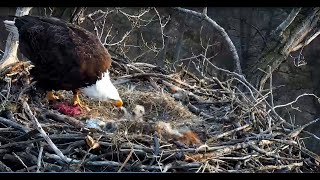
[{"left": 0, "top": 58, "right": 319, "bottom": 173}]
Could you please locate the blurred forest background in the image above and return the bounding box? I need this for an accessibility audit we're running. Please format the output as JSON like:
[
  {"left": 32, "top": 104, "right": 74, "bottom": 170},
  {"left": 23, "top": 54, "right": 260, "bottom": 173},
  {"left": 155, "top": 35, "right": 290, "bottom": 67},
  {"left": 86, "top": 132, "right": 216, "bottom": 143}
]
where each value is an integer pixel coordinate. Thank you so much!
[{"left": 1, "top": 7, "right": 320, "bottom": 154}]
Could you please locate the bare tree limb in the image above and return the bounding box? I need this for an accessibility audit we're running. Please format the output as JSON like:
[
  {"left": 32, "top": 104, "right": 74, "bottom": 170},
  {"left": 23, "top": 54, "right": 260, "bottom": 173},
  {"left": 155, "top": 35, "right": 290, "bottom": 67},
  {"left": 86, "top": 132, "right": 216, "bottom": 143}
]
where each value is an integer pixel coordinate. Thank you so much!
[
  {"left": 287, "top": 118, "right": 320, "bottom": 138},
  {"left": 269, "top": 93, "right": 320, "bottom": 113},
  {"left": 292, "top": 28, "right": 320, "bottom": 51},
  {"left": 174, "top": 7, "right": 242, "bottom": 74},
  {"left": 273, "top": 8, "right": 301, "bottom": 37}
]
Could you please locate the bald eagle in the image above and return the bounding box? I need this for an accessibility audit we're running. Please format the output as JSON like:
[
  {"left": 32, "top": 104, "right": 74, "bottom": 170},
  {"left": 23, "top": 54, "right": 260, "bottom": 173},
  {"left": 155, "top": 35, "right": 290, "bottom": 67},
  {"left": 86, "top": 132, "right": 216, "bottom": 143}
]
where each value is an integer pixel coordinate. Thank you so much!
[{"left": 3, "top": 15, "right": 123, "bottom": 108}]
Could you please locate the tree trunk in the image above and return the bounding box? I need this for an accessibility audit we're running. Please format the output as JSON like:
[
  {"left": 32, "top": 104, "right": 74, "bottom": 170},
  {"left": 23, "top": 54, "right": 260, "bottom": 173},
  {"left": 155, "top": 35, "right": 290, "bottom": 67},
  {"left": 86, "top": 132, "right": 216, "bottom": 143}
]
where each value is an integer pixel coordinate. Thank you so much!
[
  {"left": 0, "top": 7, "right": 33, "bottom": 70},
  {"left": 244, "top": 8, "right": 320, "bottom": 90},
  {"left": 174, "top": 20, "right": 186, "bottom": 63}
]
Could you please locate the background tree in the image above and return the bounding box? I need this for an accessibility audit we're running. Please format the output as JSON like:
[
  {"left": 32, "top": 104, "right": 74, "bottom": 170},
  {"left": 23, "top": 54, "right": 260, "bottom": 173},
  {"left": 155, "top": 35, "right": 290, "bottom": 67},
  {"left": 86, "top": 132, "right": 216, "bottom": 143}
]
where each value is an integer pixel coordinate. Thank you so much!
[{"left": 244, "top": 8, "right": 320, "bottom": 90}]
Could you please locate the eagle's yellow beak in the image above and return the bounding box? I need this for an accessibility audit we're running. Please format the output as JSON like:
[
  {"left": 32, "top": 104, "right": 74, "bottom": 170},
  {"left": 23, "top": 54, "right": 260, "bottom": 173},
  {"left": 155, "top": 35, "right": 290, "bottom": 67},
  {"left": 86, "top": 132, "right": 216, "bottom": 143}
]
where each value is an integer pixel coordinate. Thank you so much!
[{"left": 115, "top": 99, "right": 123, "bottom": 107}]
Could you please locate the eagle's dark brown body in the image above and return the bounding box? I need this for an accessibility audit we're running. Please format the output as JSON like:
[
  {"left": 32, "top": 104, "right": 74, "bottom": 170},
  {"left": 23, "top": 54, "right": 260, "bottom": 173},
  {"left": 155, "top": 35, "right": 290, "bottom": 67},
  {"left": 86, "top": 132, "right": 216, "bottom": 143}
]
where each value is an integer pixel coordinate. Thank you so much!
[{"left": 14, "top": 15, "right": 111, "bottom": 91}]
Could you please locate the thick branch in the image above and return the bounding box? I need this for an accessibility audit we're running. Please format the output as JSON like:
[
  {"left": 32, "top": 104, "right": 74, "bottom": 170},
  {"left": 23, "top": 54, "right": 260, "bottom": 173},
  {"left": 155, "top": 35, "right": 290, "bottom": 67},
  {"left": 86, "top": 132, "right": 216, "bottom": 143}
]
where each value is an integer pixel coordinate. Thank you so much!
[
  {"left": 273, "top": 8, "right": 301, "bottom": 37},
  {"left": 174, "top": 7, "right": 242, "bottom": 74},
  {"left": 292, "top": 28, "right": 320, "bottom": 51}
]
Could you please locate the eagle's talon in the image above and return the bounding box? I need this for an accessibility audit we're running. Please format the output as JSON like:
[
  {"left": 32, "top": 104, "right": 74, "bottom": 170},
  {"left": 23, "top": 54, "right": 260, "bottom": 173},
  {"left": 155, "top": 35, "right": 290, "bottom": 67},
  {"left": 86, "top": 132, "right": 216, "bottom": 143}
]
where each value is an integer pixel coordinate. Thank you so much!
[
  {"left": 72, "top": 89, "right": 90, "bottom": 110},
  {"left": 72, "top": 99, "right": 90, "bottom": 111},
  {"left": 46, "top": 91, "right": 60, "bottom": 102},
  {"left": 73, "top": 99, "right": 83, "bottom": 107}
]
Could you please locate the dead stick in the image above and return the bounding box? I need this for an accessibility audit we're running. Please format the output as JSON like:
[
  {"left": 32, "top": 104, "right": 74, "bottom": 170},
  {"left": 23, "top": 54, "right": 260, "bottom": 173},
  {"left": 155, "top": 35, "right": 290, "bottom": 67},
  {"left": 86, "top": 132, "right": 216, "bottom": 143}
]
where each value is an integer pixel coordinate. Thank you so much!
[
  {"left": 16, "top": 165, "right": 37, "bottom": 172},
  {"left": 0, "top": 117, "right": 29, "bottom": 133},
  {"left": 0, "top": 161, "right": 12, "bottom": 172},
  {"left": 117, "top": 148, "right": 134, "bottom": 172},
  {"left": 11, "top": 129, "right": 39, "bottom": 141},
  {"left": 0, "top": 138, "right": 42, "bottom": 149},
  {"left": 216, "top": 124, "right": 251, "bottom": 139},
  {"left": 249, "top": 143, "right": 300, "bottom": 161},
  {"left": 45, "top": 153, "right": 112, "bottom": 166},
  {"left": 217, "top": 154, "right": 258, "bottom": 160},
  {"left": 13, "top": 152, "right": 29, "bottom": 172},
  {"left": 42, "top": 162, "right": 62, "bottom": 172},
  {"left": 187, "top": 103, "right": 214, "bottom": 119},
  {"left": 23, "top": 101, "right": 75, "bottom": 164},
  {"left": 287, "top": 117, "right": 320, "bottom": 138},
  {"left": 47, "top": 153, "right": 201, "bottom": 171},
  {"left": 149, "top": 132, "right": 160, "bottom": 166},
  {"left": 258, "top": 162, "right": 303, "bottom": 171},
  {"left": 43, "top": 110, "right": 85, "bottom": 129},
  {"left": 36, "top": 144, "right": 44, "bottom": 172}
]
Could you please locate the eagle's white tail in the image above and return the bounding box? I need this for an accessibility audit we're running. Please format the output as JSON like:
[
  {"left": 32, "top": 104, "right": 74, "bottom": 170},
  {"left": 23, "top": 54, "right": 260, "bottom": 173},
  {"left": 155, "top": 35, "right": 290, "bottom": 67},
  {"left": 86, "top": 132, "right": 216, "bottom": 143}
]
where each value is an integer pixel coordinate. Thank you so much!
[{"left": 3, "top": 20, "right": 18, "bottom": 35}]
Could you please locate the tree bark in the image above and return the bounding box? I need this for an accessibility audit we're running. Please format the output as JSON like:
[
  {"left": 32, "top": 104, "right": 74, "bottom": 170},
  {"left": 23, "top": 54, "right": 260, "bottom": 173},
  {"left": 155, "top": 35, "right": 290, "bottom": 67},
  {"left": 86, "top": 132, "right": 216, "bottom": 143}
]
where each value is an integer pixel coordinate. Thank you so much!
[
  {"left": 0, "top": 7, "right": 33, "bottom": 70},
  {"left": 244, "top": 7, "right": 320, "bottom": 90}
]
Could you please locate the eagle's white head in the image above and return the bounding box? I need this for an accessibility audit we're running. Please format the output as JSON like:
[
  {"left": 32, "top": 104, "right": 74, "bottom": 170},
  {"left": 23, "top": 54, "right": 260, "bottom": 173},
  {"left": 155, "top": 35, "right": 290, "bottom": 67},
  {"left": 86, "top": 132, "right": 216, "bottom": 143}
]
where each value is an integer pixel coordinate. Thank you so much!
[{"left": 80, "top": 71, "right": 123, "bottom": 107}]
